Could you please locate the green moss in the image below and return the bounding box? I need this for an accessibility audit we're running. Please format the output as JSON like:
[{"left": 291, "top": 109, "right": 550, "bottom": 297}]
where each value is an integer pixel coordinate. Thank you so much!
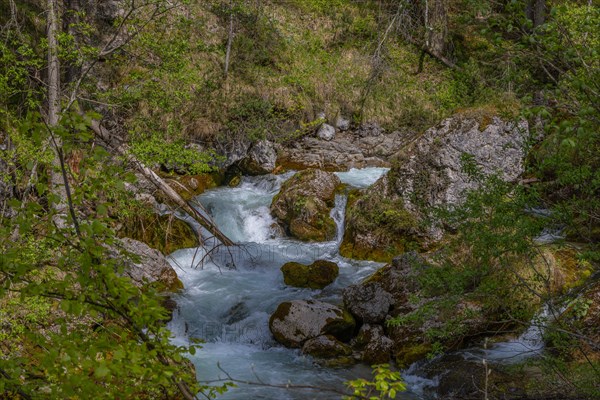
[
  {"left": 394, "top": 342, "right": 432, "bottom": 368},
  {"left": 340, "top": 186, "right": 423, "bottom": 262},
  {"left": 280, "top": 260, "right": 339, "bottom": 289}
]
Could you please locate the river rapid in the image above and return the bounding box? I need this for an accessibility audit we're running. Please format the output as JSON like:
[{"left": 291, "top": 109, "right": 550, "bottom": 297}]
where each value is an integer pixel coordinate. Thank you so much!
[{"left": 167, "top": 167, "right": 546, "bottom": 399}]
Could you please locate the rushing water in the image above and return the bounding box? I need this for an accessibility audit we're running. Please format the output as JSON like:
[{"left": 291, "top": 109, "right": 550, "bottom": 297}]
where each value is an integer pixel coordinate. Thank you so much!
[
  {"left": 167, "top": 167, "right": 548, "bottom": 399},
  {"left": 166, "top": 168, "right": 432, "bottom": 399}
]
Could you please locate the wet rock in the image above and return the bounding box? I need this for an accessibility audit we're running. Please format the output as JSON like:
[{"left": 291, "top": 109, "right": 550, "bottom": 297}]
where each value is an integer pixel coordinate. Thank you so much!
[
  {"left": 270, "top": 169, "right": 341, "bottom": 241},
  {"left": 353, "top": 324, "right": 393, "bottom": 364},
  {"left": 228, "top": 175, "right": 242, "bottom": 187},
  {"left": 343, "top": 252, "right": 424, "bottom": 322},
  {"left": 118, "top": 238, "right": 184, "bottom": 292},
  {"left": 281, "top": 260, "right": 339, "bottom": 289},
  {"left": 238, "top": 140, "right": 277, "bottom": 175},
  {"left": 269, "top": 300, "right": 356, "bottom": 348},
  {"left": 343, "top": 282, "right": 393, "bottom": 324},
  {"left": 302, "top": 334, "right": 353, "bottom": 358},
  {"left": 317, "top": 123, "right": 336, "bottom": 141}
]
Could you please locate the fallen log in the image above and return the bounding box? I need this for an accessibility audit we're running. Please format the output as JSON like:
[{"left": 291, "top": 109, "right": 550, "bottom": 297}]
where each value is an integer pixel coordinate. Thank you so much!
[{"left": 87, "top": 117, "right": 235, "bottom": 247}]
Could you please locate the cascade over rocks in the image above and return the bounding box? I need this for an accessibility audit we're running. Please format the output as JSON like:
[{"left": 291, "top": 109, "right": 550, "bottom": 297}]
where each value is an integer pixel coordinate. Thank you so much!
[
  {"left": 270, "top": 169, "right": 341, "bottom": 241},
  {"left": 342, "top": 114, "right": 528, "bottom": 261},
  {"left": 280, "top": 260, "right": 339, "bottom": 289},
  {"left": 269, "top": 300, "right": 356, "bottom": 348}
]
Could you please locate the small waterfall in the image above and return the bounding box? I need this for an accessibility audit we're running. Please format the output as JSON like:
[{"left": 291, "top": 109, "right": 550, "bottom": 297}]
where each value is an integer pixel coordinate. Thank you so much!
[
  {"left": 331, "top": 194, "right": 347, "bottom": 245},
  {"left": 461, "top": 303, "right": 556, "bottom": 364}
]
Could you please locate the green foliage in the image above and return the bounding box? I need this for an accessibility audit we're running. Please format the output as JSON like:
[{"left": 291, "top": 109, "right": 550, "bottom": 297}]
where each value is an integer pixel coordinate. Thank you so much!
[
  {"left": 345, "top": 364, "right": 406, "bottom": 400},
  {"left": 130, "top": 133, "right": 218, "bottom": 174}
]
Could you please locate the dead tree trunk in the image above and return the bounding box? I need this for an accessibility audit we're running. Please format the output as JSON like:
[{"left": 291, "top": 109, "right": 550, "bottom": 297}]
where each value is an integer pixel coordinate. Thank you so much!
[{"left": 86, "top": 118, "right": 235, "bottom": 247}]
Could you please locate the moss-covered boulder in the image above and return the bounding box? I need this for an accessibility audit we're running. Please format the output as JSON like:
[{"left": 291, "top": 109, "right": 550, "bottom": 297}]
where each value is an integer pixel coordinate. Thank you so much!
[
  {"left": 270, "top": 169, "right": 341, "bottom": 241},
  {"left": 269, "top": 299, "right": 355, "bottom": 348},
  {"left": 280, "top": 260, "right": 339, "bottom": 289},
  {"left": 340, "top": 178, "right": 424, "bottom": 262}
]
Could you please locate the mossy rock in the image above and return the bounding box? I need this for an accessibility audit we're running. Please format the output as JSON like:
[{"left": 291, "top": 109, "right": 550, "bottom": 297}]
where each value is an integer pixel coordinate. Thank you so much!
[
  {"left": 270, "top": 169, "right": 341, "bottom": 242},
  {"left": 340, "top": 180, "right": 422, "bottom": 261},
  {"left": 281, "top": 260, "right": 339, "bottom": 289},
  {"left": 394, "top": 342, "right": 431, "bottom": 368},
  {"left": 228, "top": 175, "right": 242, "bottom": 187},
  {"left": 119, "top": 213, "right": 198, "bottom": 255}
]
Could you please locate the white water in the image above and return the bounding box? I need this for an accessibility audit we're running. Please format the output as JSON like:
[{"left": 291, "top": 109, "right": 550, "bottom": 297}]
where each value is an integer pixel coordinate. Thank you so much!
[
  {"left": 334, "top": 167, "right": 389, "bottom": 189},
  {"left": 460, "top": 304, "right": 553, "bottom": 364},
  {"left": 167, "top": 168, "right": 428, "bottom": 399}
]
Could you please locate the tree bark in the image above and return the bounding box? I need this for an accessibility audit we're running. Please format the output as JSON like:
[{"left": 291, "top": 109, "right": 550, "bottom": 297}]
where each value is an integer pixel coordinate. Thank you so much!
[
  {"left": 47, "top": 0, "right": 69, "bottom": 222},
  {"left": 426, "top": 0, "right": 448, "bottom": 58},
  {"left": 224, "top": 3, "right": 234, "bottom": 79}
]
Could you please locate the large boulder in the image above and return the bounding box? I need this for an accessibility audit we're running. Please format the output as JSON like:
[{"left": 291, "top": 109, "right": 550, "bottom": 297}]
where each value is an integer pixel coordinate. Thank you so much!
[
  {"left": 270, "top": 169, "right": 341, "bottom": 241},
  {"left": 238, "top": 140, "right": 277, "bottom": 175},
  {"left": 118, "top": 238, "right": 183, "bottom": 292},
  {"left": 269, "top": 300, "right": 355, "bottom": 348},
  {"left": 341, "top": 114, "right": 528, "bottom": 261},
  {"left": 343, "top": 252, "right": 425, "bottom": 323},
  {"left": 343, "top": 281, "right": 393, "bottom": 324},
  {"left": 280, "top": 260, "right": 339, "bottom": 289}
]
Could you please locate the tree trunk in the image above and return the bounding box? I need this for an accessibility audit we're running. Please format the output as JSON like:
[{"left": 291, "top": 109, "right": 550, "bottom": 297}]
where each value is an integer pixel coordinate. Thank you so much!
[
  {"left": 224, "top": 5, "right": 234, "bottom": 79},
  {"left": 47, "top": 0, "right": 69, "bottom": 221},
  {"left": 426, "top": 0, "right": 448, "bottom": 57}
]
